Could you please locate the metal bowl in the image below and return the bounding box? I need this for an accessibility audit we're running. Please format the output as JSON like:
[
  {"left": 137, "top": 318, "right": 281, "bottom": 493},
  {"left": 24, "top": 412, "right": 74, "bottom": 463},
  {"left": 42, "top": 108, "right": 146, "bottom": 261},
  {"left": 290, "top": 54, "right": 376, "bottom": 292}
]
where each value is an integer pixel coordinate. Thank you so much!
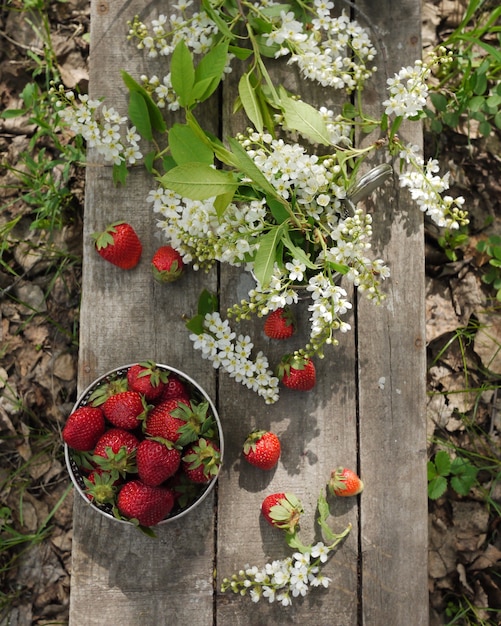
[{"left": 64, "top": 363, "right": 223, "bottom": 526}]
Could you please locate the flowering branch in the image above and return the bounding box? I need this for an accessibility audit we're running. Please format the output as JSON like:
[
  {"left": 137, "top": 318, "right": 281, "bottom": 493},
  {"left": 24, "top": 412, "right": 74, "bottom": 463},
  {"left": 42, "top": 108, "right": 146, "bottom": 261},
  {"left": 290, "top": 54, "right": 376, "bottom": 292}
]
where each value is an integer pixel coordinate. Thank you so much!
[{"left": 221, "top": 491, "right": 352, "bottom": 605}]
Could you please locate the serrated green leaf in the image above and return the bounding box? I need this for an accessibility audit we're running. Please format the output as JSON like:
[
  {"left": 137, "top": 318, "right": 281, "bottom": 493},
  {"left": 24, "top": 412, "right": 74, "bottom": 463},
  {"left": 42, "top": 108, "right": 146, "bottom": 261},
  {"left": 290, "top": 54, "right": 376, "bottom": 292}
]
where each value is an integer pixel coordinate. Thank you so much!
[
  {"left": 170, "top": 40, "right": 195, "bottom": 108},
  {"left": 428, "top": 475, "right": 448, "bottom": 500},
  {"left": 159, "top": 163, "right": 238, "bottom": 200},
  {"left": 128, "top": 90, "right": 152, "bottom": 141},
  {"left": 253, "top": 223, "right": 288, "bottom": 288},
  {"left": 427, "top": 460, "right": 438, "bottom": 481},
  {"left": 434, "top": 450, "right": 451, "bottom": 477},
  {"left": 168, "top": 123, "right": 214, "bottom": 165},
  {"left": 279, "top": 89, "right": 331, "bottom": 146},
  {"left": 239, "top": 71, "right": 263, "bottom": 132},
  {"left": 450, "top": 465, "right": 477, "bottom": 496}
]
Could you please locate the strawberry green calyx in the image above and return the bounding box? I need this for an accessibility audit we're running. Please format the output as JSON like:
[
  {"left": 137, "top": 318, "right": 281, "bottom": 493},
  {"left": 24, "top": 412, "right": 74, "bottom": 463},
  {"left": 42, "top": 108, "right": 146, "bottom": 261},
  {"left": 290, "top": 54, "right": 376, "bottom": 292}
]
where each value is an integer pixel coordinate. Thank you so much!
[
  {"left": 182, "top": 438, "right": 221, "bottom": 482},
  {"left": 262, "top": 492, "right": 304, "bottom": 533},
  {"left": 88, "top": 377, "right": 128, "bottom": 406},
  {"left": 83, "top": 470, "right": 119, "bottom": 504},
  {"left": 135, "top": 360, "right": 170, "bottom": 387},
  {"left": 92, "top": 445, "right": 138, "bottom": 477},
  {"left": 170, "top": 400, "right": 216, "bottom": 446},
  {"left": 328, "top": 467, "right": 364, "bottom": 497}
]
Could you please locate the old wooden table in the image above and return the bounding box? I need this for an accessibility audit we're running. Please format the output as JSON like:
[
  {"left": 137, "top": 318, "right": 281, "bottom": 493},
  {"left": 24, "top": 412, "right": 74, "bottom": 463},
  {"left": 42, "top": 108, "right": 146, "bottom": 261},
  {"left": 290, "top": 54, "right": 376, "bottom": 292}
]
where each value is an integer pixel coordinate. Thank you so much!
[{"left": 69, "top": 0, "right": 428, "bottom": 624}]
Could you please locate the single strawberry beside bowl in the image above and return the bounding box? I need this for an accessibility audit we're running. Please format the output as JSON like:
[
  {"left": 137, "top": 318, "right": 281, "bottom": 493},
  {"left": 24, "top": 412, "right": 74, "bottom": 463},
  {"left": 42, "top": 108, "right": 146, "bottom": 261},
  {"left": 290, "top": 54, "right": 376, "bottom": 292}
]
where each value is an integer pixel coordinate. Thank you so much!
[
  {"left": 92, "top": 221, "right": 142, "bottom": 270},
  {"left": 64, "top": 363, "right": 223, "bottom": 527},
  {"left": 152, "top": 245, "right": 184, "bottom": 283},
  {"left": 328, "top": 467, "right": 364, "bottom": 497},
  {"left": 242, "top": 430, "right": 281, "bottom": 470}
]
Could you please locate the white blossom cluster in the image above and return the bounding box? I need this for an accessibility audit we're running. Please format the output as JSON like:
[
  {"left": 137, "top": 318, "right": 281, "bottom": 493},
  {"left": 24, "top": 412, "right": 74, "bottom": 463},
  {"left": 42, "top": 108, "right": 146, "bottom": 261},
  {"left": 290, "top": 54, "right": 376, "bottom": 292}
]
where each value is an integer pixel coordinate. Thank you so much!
[
  {"left": 383, "top": 61, "right": 430, "bottom": 119},
  {"left": 221, "top": 543, "right": 332, "bottom": 605},
  {"left": 189, "top": 312, "right": 280, "bottom": 404},
  {"left": 399, "top": 144, "right": 468, "bottom": 230},
  {"left": 53, "top": 89, "right": 142, "bottom": 166},
  {"left": 325, "top": 209, "right": 390, "bottom": 299},
  {"left": 240, "top": 131, "right": 348, "bottom": 217},
  {"left": 283, "top": 6, "right": 377, "bottom": 92},
  {"left": 127, "top": 7, "right": 227, "bottom": 111},
  {"left": 129, "top": 0, "right": 376, "bottom": 104}
]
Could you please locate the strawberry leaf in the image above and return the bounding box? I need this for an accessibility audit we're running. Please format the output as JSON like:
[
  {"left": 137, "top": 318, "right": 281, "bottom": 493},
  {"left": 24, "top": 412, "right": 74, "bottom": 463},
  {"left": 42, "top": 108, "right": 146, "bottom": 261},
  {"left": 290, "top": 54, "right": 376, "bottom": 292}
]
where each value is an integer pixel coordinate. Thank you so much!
[{"left": 428, "top": 475, "right": 448, "bottom": 500}]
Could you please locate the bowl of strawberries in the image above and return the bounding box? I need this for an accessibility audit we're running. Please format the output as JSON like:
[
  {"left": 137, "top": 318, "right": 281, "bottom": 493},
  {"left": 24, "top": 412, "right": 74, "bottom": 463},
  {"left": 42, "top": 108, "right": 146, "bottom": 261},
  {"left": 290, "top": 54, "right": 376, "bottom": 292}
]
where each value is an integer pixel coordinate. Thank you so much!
[{"left": 63, "top": 361, "right": 223, "bottom": 528}]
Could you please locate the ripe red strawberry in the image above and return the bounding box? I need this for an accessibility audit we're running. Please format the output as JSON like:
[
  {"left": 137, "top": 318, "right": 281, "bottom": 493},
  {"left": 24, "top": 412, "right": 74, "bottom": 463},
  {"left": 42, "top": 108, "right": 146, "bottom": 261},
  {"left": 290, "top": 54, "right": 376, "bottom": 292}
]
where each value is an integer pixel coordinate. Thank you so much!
[
  {"left": 158, "top": 375, "right": 190, "bottom": 404},
  {"left": 261, "top": 492, "right": 303, "bottom": 532},
  {"left": 93, "top": 428, "right": 139, "bottom": 476},
  {"left": 102, "top": 390, "right": 148, "bottom": 430},
  {"left": 92, "top": 221, "right": 142, "bottom": 270},
  {"left": 182, "top": 438, "right": 221, "bottom": 484},
  {"left": 242, "top": 430, "right": 281, "bottom": 470},
  {"left": 278, "top": 354, "right": 316, "bottom": 391},
  {"left": 152, "top": 245, "right": 184, "bottom": 283},
  {"left": 117, "top": 480, "right": 175, "bottom": 526},
  {"left": 328, "top": 467, "right": 364, "bottom": 497},
  {"left": 264, "top": 307, "right": 296, "bottom": 340},
  {"left": 136, "top": 438, "right": 182, "bottom": 486},
  {"left": 144, "top": 398, "right": 191, "bottom": 443},
  {"left": 62, "top": 406, "right": 106, "bottom": 451},
  {"left": 127, "top": 361, "right": 169, "bottom": 402}
]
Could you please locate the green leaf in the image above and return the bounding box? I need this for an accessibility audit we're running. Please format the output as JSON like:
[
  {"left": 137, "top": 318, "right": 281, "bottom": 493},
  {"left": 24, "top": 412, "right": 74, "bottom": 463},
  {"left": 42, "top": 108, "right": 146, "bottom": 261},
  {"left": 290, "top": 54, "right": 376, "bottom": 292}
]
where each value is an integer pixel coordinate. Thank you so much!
[
  {"left": 121, "top": 71, "right": 166, "bottom": 133},
  {"left": 238, "top": 71, "right": 263, "bottom": 132},
  {"left": 430, "top": 92, "right": 448, "bottom": 112},
  {"left": 253, "top": 223, "right": 288, "bottom": 288},
  {"left": 428, "top": 476, "right": 448, "bottom": 500},
  {"left": 282, "top": 230, "right": 318, "bottom": 270},
  {"left": 186, "top": 314, "right": 205, "bottom": 334},
  {"left": 427, "top": 460, "right": 438, "bottom": 481},
  {"left": 193, "top": 40, "right": 230, "bottom": 103},
  {"left": 213, "top": 190, "right": 235, "bottom": 219},
  {"left": 479, "top": 120, "right": 492, "bottom": 137},
  {"left": 1, "top": 109, "right": 26, "bottom": 119},
  {"left": 128, "top": 90, "right": 152, "bottom": 141},
  {"left": 450, "top": 458, "right": 478, "bottom": 496},
  {"left": 168, "top": 123, "right": 214, "bottom": 165},
  {"left": 159, "top": 163, "right": 238, "bottom": 200},
  {"left": 434, "top": 450, "right": 451, "bottom": 477},
  {"left": 226, "top": 137, "right": 280, "bottom": 198},
  {"left": 267, "top": 195, "right": 290, "bottom": 224},
  {"left": 112, "top": 161, "right": 128, "bottom": 186},
  {"left": 279, "top": 89, "right": 331, "bottom": 146},
  {"left": 170, "top": 40, "right": 195, "bottom": 108},
  {"left": 143, "top": 151, "right": 156, "bottom": 174},
  {"left": 317, "top": 493, "right": 337, "bottom": 543},
  {"left": 198, "top": 289, "right": 218, "bottom": 316}
]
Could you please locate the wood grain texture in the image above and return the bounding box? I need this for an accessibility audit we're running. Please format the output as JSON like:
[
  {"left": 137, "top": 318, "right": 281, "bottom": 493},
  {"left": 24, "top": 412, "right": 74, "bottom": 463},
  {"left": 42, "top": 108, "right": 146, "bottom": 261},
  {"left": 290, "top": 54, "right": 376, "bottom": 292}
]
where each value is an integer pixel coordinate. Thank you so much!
[
  {"left": 69, "top": 0, "right": 427, "bottom": 624},
  {"left": 356, "top": 1, "right": 429, "bottom": 624}
]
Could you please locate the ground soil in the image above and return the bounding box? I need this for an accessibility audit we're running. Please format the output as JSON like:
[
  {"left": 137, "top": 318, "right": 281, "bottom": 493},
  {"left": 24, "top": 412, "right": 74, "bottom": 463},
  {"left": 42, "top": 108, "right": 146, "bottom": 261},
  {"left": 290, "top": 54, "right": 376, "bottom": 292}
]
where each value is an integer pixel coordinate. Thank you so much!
[{"left": 0, "top": 1, "right": 500, "bottom": 624}]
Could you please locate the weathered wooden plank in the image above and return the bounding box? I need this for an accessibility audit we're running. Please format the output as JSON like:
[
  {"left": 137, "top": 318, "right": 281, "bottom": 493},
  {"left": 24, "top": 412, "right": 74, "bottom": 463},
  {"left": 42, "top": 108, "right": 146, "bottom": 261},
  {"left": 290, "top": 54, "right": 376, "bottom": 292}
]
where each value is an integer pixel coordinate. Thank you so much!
[
  {"left": 69, "top": 1, "right": 218, "bottom": 623},
  {"left": 69, "top": 0, "right": 427, "bottom": 624},
  {"left": 214, "top": 36, "right": 360, "bottom": 623},
  {"left": 356, "top": 1, "right": 429, "bottom": 624}
]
